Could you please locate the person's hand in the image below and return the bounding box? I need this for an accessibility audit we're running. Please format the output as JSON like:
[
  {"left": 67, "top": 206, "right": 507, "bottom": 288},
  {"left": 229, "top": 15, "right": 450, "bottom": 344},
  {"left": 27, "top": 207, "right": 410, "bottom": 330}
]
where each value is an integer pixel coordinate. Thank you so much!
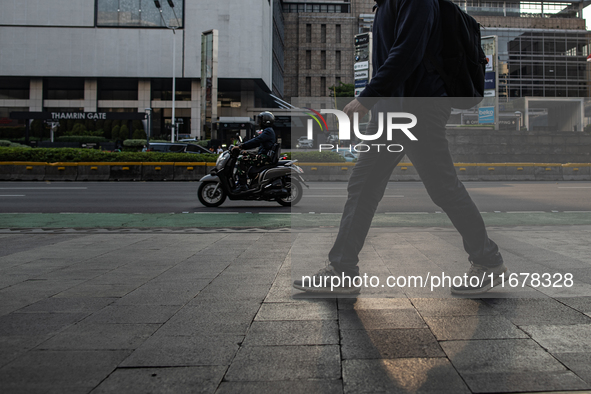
[
  {"left": 232, "top": 145, "right": 241, "bottom": 151},
  {"left": 342, "top": 99, "right": 369, "bottom": 122}
]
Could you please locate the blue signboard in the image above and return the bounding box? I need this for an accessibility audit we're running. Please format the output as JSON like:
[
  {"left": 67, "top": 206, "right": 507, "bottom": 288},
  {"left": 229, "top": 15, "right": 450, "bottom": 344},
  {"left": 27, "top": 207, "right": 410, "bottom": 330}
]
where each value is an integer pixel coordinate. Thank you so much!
[
  {"left": 354, "top": 79, "right": 368, "bottom": 88},
  {"left": 478, "top": 107, "right": 495, "bottom": 124},
  {"left": 484, "top": 72, "right": 496, "bottom": 90}
]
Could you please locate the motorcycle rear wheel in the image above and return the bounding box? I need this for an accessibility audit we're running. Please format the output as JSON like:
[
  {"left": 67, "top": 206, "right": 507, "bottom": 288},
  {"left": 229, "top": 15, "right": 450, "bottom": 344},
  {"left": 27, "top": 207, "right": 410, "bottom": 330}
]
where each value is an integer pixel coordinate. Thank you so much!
[
  {"left": 198, "top": 181, "right": 227, "bottom": 207},
  {"left": 276, "top": 177, "right": 302, "bottom": 206}
]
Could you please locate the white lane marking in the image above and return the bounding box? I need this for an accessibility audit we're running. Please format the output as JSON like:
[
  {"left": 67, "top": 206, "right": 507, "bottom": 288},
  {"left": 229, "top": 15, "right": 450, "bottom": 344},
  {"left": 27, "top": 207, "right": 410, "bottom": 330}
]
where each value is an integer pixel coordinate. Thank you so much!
[
  {"left": 302, "top": 195, "right": 403, "bottom": 198},
  {"left": 0, "top": 195, "right": 25, "bottom": 197},
  {"left": 385, "top": 212, "right": 428, "bottom": 215},
  {"left": 507, "top": 211, "right": 546, "bottom": 214},
  {"left": 0, "top": 187, "right": 88, "bottom": 190},
  {"left": 259, "top": 212, "right": 292, "bottom": 215},
  {"left": 195, "top": 212, "right": 240, "bottom": 214},
  {"left": 564, "top": 211, "right": 591, "bottom": 213},
  {"left": 558, "top": 187, "right": 591, "bottom": 189}
]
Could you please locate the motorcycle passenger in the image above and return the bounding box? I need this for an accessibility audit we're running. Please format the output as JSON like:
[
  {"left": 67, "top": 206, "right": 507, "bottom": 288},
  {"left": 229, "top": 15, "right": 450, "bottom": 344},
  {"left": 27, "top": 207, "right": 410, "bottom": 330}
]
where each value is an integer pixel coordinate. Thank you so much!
[{"left": 232, "top": 111, "right": 276, "bottom": 192}]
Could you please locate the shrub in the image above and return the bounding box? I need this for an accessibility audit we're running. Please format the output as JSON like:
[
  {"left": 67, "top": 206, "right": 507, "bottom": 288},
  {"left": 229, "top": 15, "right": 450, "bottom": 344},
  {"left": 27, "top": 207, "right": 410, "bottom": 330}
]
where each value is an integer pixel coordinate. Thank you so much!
[
  {"left": 196, "top": 140, "right": 209, "bottom": 147},
  {"left": 0, "top": 147, "right": 218, "bottom": 163},
  {"left": 0, "top": 127, "right": 26, "bottom": 139},
  {"left": 132, "top": 129, "right": 147, "bottom": 139},
  {"left": 120, "top": 125, "right": 130, "bottom": 140},
  {"left": 0, "top": 140, "right": 11, "bottom": 147},
  {"left": 286, "top": 151, "right": 345, "bottom": 162},
  {"left": 123, "top": 139, "right": 148, "bottom": 147},
  {"left": 111, "top": 125, "right": 121, "bottom": 140},
  {"left": 9, "top": 142, "right": 31, "bottom": 148},
  {"left": 72, "top": 123, "right": 87, "bottom": 135},
  {"left": 56, "top": 136, "right": 107, "bottom": 143}
]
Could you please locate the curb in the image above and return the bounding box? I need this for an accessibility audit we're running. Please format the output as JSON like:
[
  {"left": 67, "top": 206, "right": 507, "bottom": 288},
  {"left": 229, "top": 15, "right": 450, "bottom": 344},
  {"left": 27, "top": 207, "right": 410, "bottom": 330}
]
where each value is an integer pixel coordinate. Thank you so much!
[{"left": 0, "top": 162, "right": 589, "bottom": 181}]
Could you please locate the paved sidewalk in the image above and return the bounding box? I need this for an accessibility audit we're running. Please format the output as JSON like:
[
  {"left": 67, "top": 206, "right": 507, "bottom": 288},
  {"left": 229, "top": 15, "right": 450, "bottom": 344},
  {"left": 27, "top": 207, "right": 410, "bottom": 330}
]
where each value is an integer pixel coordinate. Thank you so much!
[{"left": 0, "top": 226, "right": 591, "bottom": 393}]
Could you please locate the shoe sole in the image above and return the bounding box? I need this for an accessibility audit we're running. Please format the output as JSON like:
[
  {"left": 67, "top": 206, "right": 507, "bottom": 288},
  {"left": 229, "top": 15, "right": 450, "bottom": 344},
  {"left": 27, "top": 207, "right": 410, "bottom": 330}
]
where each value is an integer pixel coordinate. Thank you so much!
[
  {"left": 293, "top": 283, "right": 361, "bottom": 295},
  {"left": 450, "top": 268, "right": 511, "bottom": 296}
]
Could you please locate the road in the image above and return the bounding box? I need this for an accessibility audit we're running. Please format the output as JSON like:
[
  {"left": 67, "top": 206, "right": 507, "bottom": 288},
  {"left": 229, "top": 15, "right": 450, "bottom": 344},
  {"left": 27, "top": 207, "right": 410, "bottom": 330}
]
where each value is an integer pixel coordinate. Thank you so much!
[{"left": 0, "top": 181, "right": 590, "bottom": 214}]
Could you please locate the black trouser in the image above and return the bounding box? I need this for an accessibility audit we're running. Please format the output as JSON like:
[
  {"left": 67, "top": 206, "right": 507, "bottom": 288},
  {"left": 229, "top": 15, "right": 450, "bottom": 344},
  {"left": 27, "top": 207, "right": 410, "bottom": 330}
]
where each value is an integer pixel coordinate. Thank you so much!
[{"left": 328, "top": 99, "right": 502, "bottom": 276}]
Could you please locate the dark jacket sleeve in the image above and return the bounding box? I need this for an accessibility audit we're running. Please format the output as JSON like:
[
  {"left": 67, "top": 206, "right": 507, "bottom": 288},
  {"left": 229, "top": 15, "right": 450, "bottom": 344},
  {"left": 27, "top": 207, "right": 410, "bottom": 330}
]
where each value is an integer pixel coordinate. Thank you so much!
[
  {"left": 359, "top": 0, "right": 437, "bottom": 98},
  {"left": 241, "top": 128, "right": 275, "bottom": 150}
]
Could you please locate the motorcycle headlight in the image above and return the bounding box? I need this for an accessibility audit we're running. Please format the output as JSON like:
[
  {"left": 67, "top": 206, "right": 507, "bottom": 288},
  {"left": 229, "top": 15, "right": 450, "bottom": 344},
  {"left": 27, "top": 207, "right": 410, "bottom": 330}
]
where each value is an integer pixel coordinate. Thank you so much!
[{"left": 216, "top": 151, "right": 229, "bottom": 169}]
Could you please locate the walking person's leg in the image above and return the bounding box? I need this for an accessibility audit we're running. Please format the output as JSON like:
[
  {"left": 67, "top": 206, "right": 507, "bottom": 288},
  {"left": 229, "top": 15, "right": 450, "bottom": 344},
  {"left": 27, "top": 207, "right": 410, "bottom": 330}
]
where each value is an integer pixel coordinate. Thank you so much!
[{"left": 403, "top": 100, "right": 509, "bottom": 294}]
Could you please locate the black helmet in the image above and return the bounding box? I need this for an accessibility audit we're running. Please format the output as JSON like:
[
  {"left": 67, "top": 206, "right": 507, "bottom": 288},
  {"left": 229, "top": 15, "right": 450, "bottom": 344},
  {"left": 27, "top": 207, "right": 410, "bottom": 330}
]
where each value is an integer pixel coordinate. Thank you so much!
[{"left": 258, "top": 111, "right": 275, "bottom": 128}]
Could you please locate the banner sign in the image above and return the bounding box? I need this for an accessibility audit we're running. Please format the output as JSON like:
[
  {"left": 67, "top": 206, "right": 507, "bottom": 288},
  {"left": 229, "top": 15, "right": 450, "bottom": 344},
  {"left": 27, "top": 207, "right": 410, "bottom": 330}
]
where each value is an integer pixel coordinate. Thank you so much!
[
  {"left": 355, "top": 79, "right": 368, "bottom": 88},
  {"left": 10, "top": 112, "right": 146, "bottom": 120},
  {"left": 484, "top": 72, "right": 496, "bottom": 90},
  {"left": 479, "top": 107, "right": 495, "bottom": 124}
]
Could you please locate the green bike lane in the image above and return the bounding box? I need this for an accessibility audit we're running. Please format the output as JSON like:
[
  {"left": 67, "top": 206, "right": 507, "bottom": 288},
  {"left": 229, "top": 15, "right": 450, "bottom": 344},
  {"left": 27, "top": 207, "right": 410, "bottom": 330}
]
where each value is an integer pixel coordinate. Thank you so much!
[{"left": 2, "top": 211, "right": 591, "bottom": 228}]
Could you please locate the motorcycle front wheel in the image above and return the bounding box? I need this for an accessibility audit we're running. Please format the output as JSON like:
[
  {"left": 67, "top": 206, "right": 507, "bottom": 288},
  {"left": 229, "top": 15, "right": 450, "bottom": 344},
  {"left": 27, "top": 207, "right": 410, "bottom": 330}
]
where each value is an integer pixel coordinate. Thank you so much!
[
  {"left": 198, "top": 181, "right": 227, "bottom": 207},
  {"left": 276, "top": 176, "right": 303, "bottom": 207}
]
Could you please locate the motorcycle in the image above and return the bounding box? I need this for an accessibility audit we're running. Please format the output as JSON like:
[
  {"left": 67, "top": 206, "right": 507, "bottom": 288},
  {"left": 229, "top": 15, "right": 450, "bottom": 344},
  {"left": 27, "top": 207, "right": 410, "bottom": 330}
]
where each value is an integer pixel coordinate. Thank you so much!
[{"left": 198, "top": 144, "right": 308, "bottom": 207}]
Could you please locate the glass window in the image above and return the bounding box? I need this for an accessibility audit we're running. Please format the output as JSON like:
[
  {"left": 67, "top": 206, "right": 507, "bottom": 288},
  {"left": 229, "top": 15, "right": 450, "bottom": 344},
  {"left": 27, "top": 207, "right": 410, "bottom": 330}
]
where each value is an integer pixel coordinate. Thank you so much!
[
  {"left": 98, "top": 78, "right": 138, "bottom": 100},
  {"left": 151, "top": 78, "right": 191, "bottom": 101},
  {"left": 0, "top": 77, "right": 29, "bottom": 100},
  {"left": 44, "top": 78, "right": 84, "bottom": 100},
  {"left": 96, "top": 0, "right": 184, "bottom": 28}
]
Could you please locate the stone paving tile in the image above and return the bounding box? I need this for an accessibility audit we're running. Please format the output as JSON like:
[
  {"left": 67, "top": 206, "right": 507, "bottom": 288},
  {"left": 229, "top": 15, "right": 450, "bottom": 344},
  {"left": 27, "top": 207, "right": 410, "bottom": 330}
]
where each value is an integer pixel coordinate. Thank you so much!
[
  {"left": 0, "top": 335, "right": 48, "bottom": 368},
  {"left": 156, "top": 311, "right": 256, "bottom": 336},
  {"left": 114, "top": 279, "right": 211, "bottom": 306},
  {"left": 411, "top": 298, "right": 497, "bottom": 316},
  {"left": 484, "top": 298, "right": 591, "bottom": 326},
  {"left": 215, "top": 380, "right": 343, "bottom": 394},
  {"left": 224, "top": 345, "right": 341, "bottom": 381},
  {"left": 342, "top": 358, "right": 470, "bottom": 393},
  {"left": 424, "top": 315, "right": 528, "bottom": 341},
  {"left": 460, "top": 371, "right": 590, "bottom": 393},
  {"left": 441, "top": 339, "right": 568, "bottom": 374},
  {"left": 54, "top": 283, "right": 139, "bottom": 298},
  {"left": 184, "top": 298, "right": 263, "bottom": 312},
  {"left": 0, "top": 350, "right": 131, "bottom": 393},
  {"left": 554, "top": 352, "right": 591, "bottom": 384},
  {"left": 338, "top": 298, "right": 414, "bottom": 310},
  {"left": 556, "top": 296, "right": 591, "bottom": 313},
  {"left": 120, "top": 335, "right": 243, "bottom": 367},
  {"left": 16, "top": 297, "right": 117, "bottom": 314},
  {"left": 36, "top": 323, "right": 159, "bottom": 350},
  {"left": 255, "top": 301, "right": 337, "bottom": 321},
  {"left": 91, "top": 366, "right": 227, "bottom": 394},
  {"left": 0, "top": 312, "right": 88, "bottom": 337},
  {"left": 341, "top": 329, "right": 445, "bottom": 360},
  {"left": 243, "top": 320, "right": 339, "bottom": 346},
  {"left": 521, "top": 324, "right": 591, "bottom": 353},
  {"left": 338, "top": 309, "right": 427, "bottom": 330},
  {"left": 82, "top": 305, "right": 181, "bottom": 324}
]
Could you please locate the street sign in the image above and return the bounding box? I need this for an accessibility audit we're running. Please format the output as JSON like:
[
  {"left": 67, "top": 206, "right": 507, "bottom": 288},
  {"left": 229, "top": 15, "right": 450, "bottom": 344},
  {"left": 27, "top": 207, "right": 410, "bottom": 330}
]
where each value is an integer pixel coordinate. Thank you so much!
[
  {"left": 354, "top": 61, "right": 369, "bottom": 71},
  {"left": 355, "top": 70, "right": 369, "bottom": 80},
  {"left": 355, "top": 79, "right": 368, "bottom": 88},
  {"left": 484, "top": 72, "right": 495, "bottom": 90},
  {"left": 354, "top": 88, "right": 365, "bottom": 97}
]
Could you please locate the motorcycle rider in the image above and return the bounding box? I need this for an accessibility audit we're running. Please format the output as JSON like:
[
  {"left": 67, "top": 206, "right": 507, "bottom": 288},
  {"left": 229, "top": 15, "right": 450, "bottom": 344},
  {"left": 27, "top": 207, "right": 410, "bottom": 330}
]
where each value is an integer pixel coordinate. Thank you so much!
[{"left": 232, "top": 111, "right": 277, "bottom": 193}]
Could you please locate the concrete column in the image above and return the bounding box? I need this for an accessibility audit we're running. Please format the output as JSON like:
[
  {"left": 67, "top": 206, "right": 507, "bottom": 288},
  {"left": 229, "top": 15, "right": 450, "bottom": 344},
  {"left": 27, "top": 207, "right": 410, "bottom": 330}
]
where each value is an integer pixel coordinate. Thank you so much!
[
  {"left": 137, "top": 79, "right": 151, "bottom": 112},
  {"left": 29, "top": 79, "right": 43, "bottom": 112},
  {"left": 84, "top": 79, "right": 98, "bottom": 112},
  {"left": 241, "top": 90, "right": 255, "bottom": 119},
  {"left": 191, "top": 79, "right": 201, "bottom": 138}
]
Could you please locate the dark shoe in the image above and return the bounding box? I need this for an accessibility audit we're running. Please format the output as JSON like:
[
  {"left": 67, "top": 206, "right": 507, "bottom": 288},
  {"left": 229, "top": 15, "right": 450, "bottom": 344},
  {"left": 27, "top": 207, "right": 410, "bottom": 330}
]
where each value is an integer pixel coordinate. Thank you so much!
[
  {"left": 293, "top": 265, "right": 361, "bottom": 294},
  {"left": 451, "top": 262, "right": 510, "bottom": 295},
  {"left": 233, "top": 184, "right": 248, "bottom": 193}
]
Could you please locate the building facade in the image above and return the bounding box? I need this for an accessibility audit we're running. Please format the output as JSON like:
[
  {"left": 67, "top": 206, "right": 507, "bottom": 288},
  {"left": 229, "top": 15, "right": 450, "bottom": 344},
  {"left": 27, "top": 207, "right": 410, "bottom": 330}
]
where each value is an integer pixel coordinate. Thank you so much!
[
  {"left": 0, "top": 0, "right": 285, "bottom": 140},
  {"left": 282, "top": 0, "right": 590, "bottom": 103},
  {"left": 282, "top": 0, "right": 375, "bottom": 101}
]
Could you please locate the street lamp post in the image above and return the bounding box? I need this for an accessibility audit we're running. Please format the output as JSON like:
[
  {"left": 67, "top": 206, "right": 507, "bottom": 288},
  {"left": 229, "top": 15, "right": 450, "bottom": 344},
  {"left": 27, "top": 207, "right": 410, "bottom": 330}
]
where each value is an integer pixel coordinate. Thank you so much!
[
  {"left": 145, "top": 108, "right": 152, "bottom": 147},
  {"left": 154, "top": 0, "right": 181, "bottom": 142}
]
